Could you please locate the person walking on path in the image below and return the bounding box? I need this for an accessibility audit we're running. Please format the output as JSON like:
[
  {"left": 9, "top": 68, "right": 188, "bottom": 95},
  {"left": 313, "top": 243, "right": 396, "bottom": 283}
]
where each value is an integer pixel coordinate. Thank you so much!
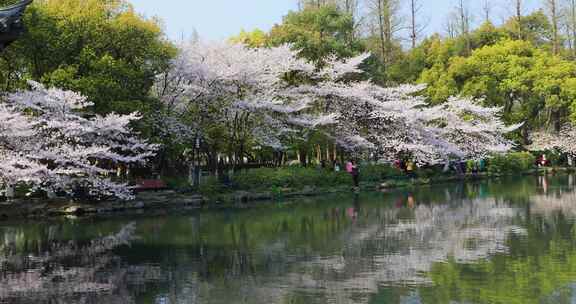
[
  {"left": 406, "top": 160, "right": 416, "bottom": 179},
  {"left": 333, "top": 160, "right": 341, "bottom": 172},
  {"left": 346, "top": 159, "right": 360, "bottom": 190},
  {"left": 478, "top": 159, "right": 486, "bottom": 172}
]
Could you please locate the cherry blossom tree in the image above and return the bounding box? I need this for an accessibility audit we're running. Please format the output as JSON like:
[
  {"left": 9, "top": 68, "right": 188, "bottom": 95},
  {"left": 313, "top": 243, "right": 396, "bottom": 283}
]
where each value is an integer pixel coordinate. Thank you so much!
[
  {"left": 424, "top": 96, "right": 523, "bottom": 162},
  {"left": 296, "top": 61, "right": 521, "bottom": 164},
  {"left": 153, "top": 41, "right": 333, "bottom": 169},
  {"left": 529, "top": 123, "right": 576, "bottom": 165},
  {"left": 0, "top": 82, "right": 157, "bottom": 200},
  {"left": 529, "top": 124, "right": 576, "bottom": 155},
  {"left": 157, "top": 41, "right": 518, "bottom": 168}
]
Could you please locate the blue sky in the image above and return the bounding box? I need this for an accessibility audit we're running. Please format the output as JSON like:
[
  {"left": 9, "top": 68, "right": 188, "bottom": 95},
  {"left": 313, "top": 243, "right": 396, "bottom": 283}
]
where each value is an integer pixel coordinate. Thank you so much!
[
  {"left": 130, "top": 0, "right": 298, "bottom": 41},
  {"left": 129, "top": 0, "right": 543, "bottom": 42}
]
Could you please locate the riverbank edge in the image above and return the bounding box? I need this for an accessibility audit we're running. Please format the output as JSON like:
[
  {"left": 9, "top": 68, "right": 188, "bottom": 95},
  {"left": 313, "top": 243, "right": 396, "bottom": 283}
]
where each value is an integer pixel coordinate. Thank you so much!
[{"left": 0, "top": 167, "right": 572, "bottom": 221}]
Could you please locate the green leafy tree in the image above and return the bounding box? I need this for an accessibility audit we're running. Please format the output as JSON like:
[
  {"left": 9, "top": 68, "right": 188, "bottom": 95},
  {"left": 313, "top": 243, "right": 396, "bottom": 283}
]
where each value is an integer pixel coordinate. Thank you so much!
[
  {"left": 420, "top": 40, "right": 576, "bottom": 141},
  {"left": 0, "top": 0, "right": 175, "bottom": 115},
  {"left": 267, "top": 5, "right": 364, "bottom": 64},
  {"left": 386, "top": 23, "right": 507, "bottom": 85},
  {"left": 229, "top": 29, "right": 269, "bottom": 48},
  {"left": 503, "top": 10, "right": 553, "bottom": 48}
]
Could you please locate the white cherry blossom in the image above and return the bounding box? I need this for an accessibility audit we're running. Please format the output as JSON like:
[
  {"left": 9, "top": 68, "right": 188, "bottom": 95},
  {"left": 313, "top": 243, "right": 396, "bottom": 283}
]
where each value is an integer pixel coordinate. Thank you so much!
[{"left": 0, "top": 82, "right": 157, "bottom": 200}]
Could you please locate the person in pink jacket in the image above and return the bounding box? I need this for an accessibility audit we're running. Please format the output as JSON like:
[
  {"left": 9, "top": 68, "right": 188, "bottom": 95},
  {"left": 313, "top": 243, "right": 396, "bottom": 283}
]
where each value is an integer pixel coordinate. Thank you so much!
[
  {"left": 346, "top": 160, "right": 354, "bottom": 174},
  {"left": 346, "top": 159, "right": 359, "bottom": 189}
]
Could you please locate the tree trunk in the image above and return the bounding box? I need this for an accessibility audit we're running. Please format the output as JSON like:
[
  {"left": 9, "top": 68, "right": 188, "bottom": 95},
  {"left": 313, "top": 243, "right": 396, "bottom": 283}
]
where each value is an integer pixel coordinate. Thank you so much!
[
  {"left": 569, "top": 0, "right": 576, "bottom": 57},
  {"left": 482, "top": 0, "right": 491, "bottom": 23},
  {"left": 516, "top": 0, "right": 523, "bottom": 39},
  {"left": 299, "top": 148, "right": 308, "bottom": 167},
  {"left": 457, "top": 0, "right": 471, "bottom": 55},
  {"left": 410, "top": 0, "right": 417, "bottom": 48},
  {"left": 548, "top": 0, "right": 560, "bottom": 55},
  {"left": 376, "top": 0, "right": 387, "bottom": 65},
  {"left": 5, "top": 184, "right": 14, "bottom": 199}
]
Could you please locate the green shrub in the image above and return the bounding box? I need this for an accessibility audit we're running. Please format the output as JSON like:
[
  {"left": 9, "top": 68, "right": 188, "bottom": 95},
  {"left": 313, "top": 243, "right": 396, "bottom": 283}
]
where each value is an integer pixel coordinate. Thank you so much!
[
  {"left": 199, "top": 163, "right": 447, "bottom": 194},
  {"left": 232, "top": 167, "right": 351, "bottom": 190},
  {"left": 418, "top": 166, "right": 447, "bottom": 178},
  {"left": 545, "top": 150, "right": 563, "bottom": 166},
  {"left": 488, "top": 152, "right": 535, "bottom": 174},
  {"left": 270, "top": 186, "right": 284, "bottom": 199},
  {"left": 162, "top": 176, "right": 190, "bottom": 189},
  {"left": 198, "top": 176, "right": 226, "bottom": 196},
  {"left": 360, "top": 164, "right": 403, "bottom": 181},
  {"left": 229, "top": 164, "right": 436, "bottom": 191}
]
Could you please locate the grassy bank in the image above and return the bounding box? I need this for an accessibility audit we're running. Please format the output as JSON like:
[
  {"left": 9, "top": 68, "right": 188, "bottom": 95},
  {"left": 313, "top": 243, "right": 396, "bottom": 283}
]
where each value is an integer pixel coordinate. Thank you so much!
[
  {"left": 0, "top": 156, "right": 573, "bottom": 221},
  {"left": 195, "top": 152, "right": 570, "bottom": 203}
]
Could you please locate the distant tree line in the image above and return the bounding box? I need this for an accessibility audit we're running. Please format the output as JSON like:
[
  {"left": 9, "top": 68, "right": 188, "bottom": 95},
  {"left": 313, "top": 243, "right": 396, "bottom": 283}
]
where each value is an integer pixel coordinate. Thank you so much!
[{"left": 232, "top": 0, "right": 576, "bottom": 144}]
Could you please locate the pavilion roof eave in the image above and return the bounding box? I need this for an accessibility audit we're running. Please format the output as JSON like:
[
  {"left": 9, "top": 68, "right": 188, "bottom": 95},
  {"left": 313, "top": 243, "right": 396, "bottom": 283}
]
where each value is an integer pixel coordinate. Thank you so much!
[
  {"left": 0, "top": 0, "right": 32, "bottom": 13},
  {"left": 0, "top": 0, "right": 32, "bottom": 49}
]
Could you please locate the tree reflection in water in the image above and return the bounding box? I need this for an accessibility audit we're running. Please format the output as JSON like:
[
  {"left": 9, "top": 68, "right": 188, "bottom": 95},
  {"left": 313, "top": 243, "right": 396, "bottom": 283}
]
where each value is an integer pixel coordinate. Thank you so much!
[
  {"left": 253, "top": 198, "right": 526, "bottom": 304},
  {"left": 0, "top": 223, "right": 155, "bottom": 304},
  {"left": 147, "top": 187, "right": 530, "bottom": 304},
  {"left": 532, "top": 175, "right": 576, "bottom": 217},
  {"left": 2, "top": 176, "right": 576, "bottom": 304}
]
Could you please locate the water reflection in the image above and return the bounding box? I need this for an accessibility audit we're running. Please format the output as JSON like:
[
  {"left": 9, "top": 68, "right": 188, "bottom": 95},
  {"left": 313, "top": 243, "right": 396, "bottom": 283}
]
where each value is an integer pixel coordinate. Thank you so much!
[
  {"left": 2, "top": 175, "right": 576, "bottom": 303},
  {"left": 532, "top": 176, "right": 576, "bottom": 217},
  {"left": 0, "top": 223, "right": 158, "bottom": 304},
  {"left": 260, "top": 197, "right": 524, "bottom": 304}
]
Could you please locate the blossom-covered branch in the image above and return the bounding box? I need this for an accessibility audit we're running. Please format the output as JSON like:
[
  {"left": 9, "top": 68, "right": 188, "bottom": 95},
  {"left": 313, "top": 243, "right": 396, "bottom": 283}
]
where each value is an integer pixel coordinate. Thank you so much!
[
  {"left": 158, "top": 40, "right": 518, "bottom": 166},
  {"left": 529, "top": 123, "right": 576, "bottom": 156},
  {"left": 0, "top": 82, "right": 157, "bottom": 200}
]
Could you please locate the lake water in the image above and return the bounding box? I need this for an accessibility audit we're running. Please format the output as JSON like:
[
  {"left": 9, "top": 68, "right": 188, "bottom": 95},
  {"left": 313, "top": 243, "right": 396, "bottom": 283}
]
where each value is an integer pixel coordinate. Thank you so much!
[{"left": 2, "top": 175, "right": 576, "bottom": 303}]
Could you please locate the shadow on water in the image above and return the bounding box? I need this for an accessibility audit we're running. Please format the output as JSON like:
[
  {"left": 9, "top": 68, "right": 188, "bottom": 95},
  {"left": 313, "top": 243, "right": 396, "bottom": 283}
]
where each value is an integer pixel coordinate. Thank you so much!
[{"left": 2, "top": 175, "right": 576, "bottom": 303}]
